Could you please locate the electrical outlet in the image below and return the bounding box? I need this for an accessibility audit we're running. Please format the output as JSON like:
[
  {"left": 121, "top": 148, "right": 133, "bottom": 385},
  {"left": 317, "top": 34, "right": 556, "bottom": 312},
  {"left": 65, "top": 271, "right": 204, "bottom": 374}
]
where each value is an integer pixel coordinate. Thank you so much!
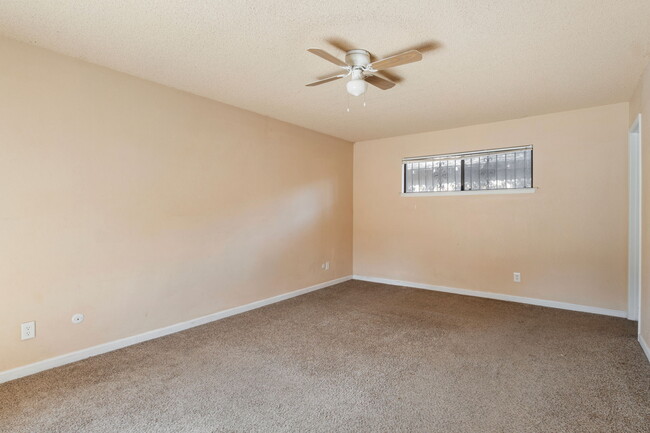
[
  {"left": 321, "top": 261, "right": 330, "bottom": 270},
  {"left": 513, "top": 272, "right": 521, "bottom": 283},
  {"left": 21, "top": 321, "right": 35, "bottom": 340}
]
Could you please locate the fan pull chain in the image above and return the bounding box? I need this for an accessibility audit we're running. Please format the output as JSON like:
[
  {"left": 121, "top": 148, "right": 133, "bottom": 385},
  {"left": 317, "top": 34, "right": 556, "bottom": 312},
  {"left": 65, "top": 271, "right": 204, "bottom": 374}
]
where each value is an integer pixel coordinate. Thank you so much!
[
  {"left": 363, "top": 93, "right": 366, "bottom": 108},
  {"left": 347, "top": 93, "right": 350, "bottom": 112}
]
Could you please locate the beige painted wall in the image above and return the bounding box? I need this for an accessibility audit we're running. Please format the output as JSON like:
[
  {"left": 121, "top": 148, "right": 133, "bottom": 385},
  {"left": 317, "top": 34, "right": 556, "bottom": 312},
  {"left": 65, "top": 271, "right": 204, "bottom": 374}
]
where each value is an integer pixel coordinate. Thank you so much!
[
  {"left": 630, "top": 64, "right": 650, "bottom": 349},
  {"left": 0, "top": 37, "right": 352, "bottom": 372},
  {"left": 354, "top": 103, "right": 629, "bottom": 312},
  {"left": 0, "top": 31, "right": 640, "bottom": 374}
]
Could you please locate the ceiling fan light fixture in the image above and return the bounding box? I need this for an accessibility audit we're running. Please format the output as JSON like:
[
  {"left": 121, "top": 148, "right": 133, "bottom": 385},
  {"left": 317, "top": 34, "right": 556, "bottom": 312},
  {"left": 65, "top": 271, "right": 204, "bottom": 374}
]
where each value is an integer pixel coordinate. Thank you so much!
[
  {"left": 346, "top": 78, "right": 367, "bottom": 96},
  {"left": 306, "top": 46, "right": 421, "bottom": 97}
]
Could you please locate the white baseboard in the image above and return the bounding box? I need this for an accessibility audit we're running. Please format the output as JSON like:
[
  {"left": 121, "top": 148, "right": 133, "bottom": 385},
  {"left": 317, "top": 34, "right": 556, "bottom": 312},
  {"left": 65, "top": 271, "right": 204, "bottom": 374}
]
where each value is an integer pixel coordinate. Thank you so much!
[
  {"left": 639, "top": 335, "right": 650, "bottom": 363},
  {"left": 353, "top": 275, "right": 627, "bottom": 318},
  {"left": 0, "top": 275, "right": 352, "bottom": 384}
]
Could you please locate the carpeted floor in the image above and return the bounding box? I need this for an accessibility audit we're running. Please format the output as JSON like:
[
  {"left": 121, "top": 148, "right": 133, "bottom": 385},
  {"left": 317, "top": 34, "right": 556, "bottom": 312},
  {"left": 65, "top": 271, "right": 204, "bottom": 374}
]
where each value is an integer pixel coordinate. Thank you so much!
[{"left": 1, "top": 280, "right": 649, "bottom": 433}]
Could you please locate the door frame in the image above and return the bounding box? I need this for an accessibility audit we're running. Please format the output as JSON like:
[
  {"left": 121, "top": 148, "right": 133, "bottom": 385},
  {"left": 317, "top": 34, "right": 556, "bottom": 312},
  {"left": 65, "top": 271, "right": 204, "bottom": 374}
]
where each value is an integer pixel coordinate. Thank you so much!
[{"left": 628, "top": 114, "right": 642, "bottom": 324}]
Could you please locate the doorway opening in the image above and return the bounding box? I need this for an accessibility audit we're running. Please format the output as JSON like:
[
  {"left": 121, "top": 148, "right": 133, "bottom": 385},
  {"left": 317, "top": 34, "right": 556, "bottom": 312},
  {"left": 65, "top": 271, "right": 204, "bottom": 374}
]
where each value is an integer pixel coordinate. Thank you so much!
[{"left": 628, "top": 114, "right": 642, "bottom": 325}]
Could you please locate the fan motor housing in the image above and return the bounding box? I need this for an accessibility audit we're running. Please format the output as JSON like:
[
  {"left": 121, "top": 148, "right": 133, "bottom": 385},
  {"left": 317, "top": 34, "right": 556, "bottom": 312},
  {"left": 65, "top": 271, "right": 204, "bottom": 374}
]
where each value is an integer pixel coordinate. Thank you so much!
[{"left": 345, "top": 49, "right": 370, "bottom": 67}]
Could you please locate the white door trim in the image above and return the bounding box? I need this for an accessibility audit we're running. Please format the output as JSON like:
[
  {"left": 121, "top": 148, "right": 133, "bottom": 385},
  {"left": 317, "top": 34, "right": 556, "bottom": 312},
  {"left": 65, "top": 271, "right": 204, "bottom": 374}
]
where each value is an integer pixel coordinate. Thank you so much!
[{"left": 628, "top": 114, "right": 642, "bottom": 324}]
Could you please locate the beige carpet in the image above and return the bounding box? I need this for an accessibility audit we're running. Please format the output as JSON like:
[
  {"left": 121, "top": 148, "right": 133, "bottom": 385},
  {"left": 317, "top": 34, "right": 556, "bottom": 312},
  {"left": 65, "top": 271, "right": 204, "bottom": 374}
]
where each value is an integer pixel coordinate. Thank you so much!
[{"left": 1, "top": 279, "right": 649, "bottom": 433}]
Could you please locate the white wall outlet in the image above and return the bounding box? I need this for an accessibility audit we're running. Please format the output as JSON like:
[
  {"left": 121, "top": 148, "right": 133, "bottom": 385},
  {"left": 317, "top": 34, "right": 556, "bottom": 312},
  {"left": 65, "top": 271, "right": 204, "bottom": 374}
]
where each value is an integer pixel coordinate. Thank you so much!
[
  {"left": 21, "top": 321, "right": 35, "bottom": 340},
  {"left": 513, "top": 272, "right": 521, "bottom": 283},
  {"left": 321, "top": 261, "right": 330, "bottom": 270},
  {"left": 71, "top": 313, "right": 85, "bottom": 324}
]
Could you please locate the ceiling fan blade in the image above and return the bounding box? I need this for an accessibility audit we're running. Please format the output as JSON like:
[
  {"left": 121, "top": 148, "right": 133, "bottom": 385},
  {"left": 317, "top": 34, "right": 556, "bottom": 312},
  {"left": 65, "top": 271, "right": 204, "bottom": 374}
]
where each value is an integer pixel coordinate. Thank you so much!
[
  {"left": 305, "top": 74, "right": 346, "bottom": 87},
  {"left": 370, "top": 50, "right": 423, "bottom": 71},
  {"left": 365, "top": 75, "right": 396, "bottom": 90},
  {"left": 307, "top": 48, "right": 347, "bottom": 67}
]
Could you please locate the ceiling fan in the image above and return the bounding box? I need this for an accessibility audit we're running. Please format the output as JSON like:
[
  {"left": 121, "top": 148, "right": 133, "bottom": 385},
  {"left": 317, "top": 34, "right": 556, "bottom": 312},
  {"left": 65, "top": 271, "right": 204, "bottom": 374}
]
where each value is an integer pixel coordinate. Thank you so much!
[{"left": 305, "top": 47, "right": 423, "bottom": 96}]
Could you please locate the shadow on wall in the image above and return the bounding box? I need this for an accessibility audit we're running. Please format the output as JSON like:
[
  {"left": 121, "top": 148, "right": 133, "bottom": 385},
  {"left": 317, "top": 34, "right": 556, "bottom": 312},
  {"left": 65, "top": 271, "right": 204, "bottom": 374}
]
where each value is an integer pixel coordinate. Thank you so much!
[{"left": 99, "top": 177, "right": 342, "bottom": 334}]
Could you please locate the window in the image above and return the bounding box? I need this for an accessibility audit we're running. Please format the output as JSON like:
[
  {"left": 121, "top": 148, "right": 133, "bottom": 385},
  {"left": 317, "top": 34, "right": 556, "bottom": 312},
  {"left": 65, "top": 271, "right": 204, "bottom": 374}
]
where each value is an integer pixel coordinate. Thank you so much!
[{"left": 402, "top": 146, "right": 533, "bottom": 194}]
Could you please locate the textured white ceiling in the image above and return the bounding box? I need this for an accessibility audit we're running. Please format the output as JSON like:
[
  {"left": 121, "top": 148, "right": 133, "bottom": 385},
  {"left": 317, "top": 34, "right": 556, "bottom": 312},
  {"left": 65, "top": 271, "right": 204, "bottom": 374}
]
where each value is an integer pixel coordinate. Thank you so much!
[{"left": 0, "top": 1, "right": 649, "bottom": 142}]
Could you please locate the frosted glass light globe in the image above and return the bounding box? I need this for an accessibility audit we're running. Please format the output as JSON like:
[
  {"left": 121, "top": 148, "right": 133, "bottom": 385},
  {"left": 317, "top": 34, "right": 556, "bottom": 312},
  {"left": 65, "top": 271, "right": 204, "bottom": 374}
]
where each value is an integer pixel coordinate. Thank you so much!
[{"left": 346, "top": 79, "right": 368, "bottom": 96}]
